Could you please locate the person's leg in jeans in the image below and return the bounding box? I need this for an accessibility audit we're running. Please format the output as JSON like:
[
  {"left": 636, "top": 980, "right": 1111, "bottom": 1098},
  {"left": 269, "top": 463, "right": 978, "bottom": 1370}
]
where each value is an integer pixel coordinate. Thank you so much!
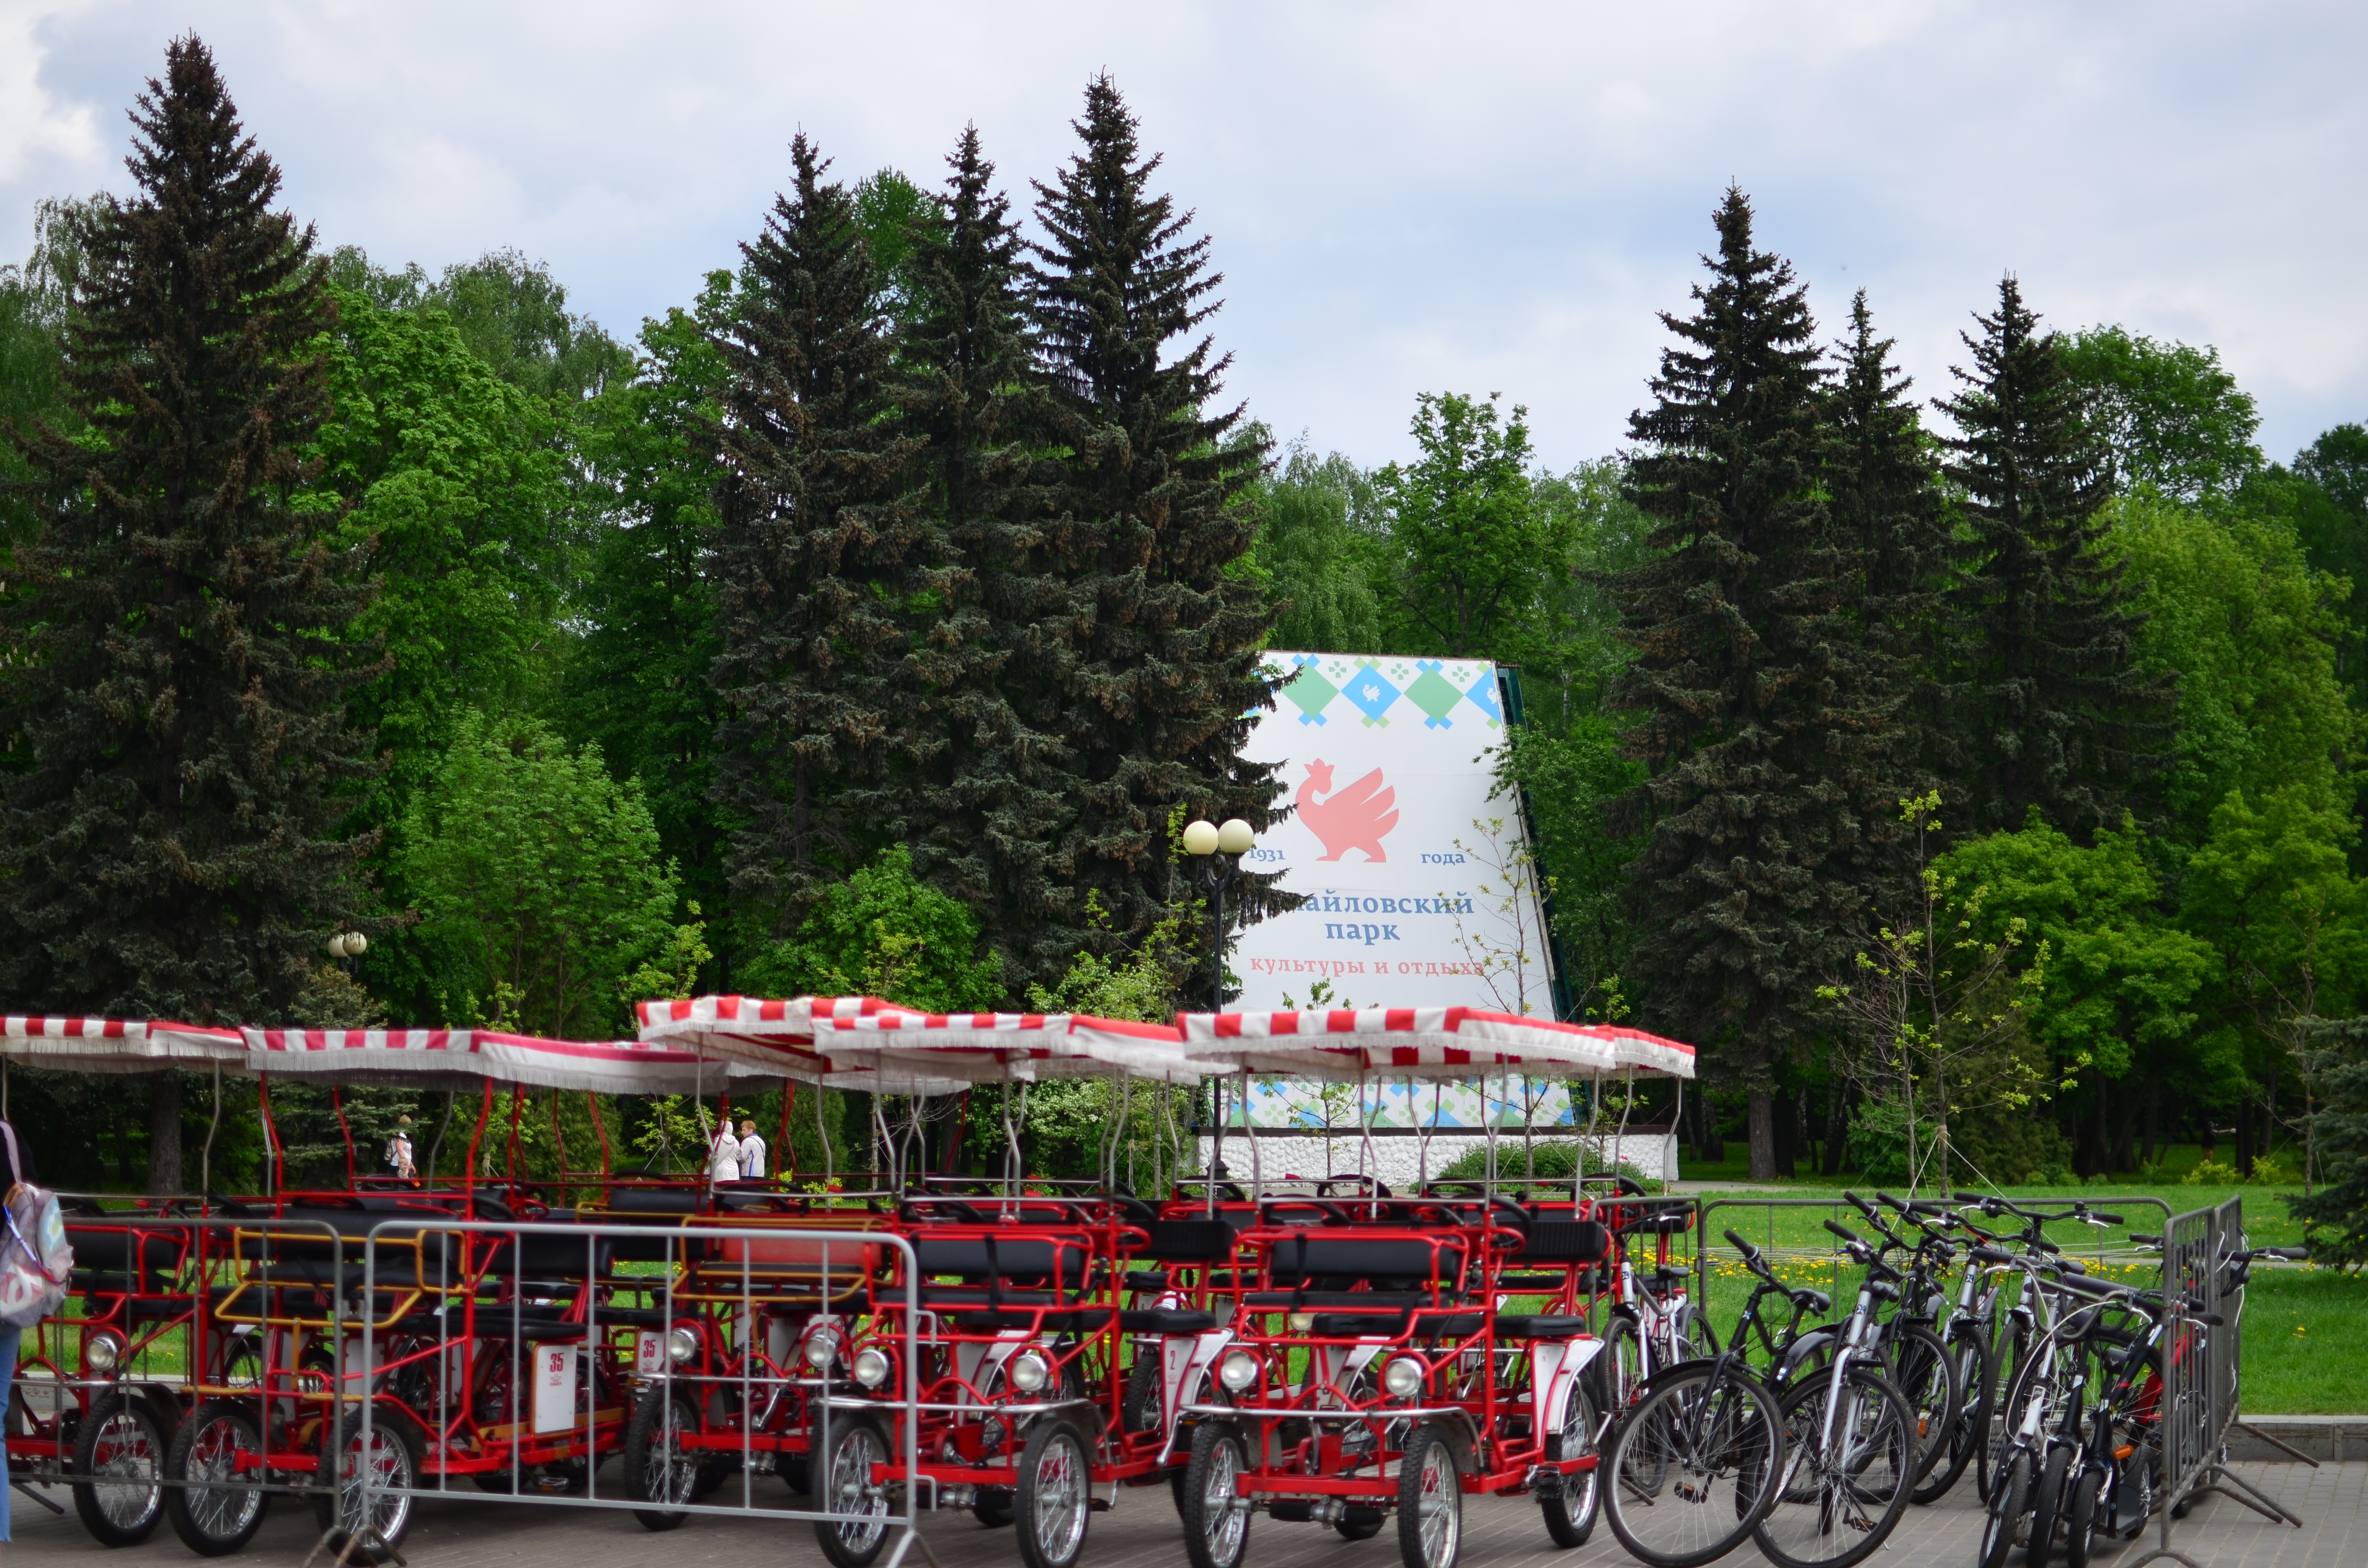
[{"left": 0, "top": 1321, "right": 18, "bottom": 1550}]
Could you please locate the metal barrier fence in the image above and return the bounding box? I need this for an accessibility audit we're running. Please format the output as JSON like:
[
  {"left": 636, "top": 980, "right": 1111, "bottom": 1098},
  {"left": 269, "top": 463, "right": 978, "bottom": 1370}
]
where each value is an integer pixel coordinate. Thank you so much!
[
  {"left": 350, "top": 1219, "right": 930, "bottom": 1567},
  {"left": 7, "top": 1204, "right": 356, "bottom": 1540},
  {"left": 2128, "top": 1194, "right": 2303, "bottom": 1568}
]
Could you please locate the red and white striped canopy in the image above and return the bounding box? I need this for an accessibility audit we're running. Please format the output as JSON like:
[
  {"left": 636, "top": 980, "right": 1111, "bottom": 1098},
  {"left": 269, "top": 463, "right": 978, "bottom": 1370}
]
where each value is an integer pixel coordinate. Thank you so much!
[
  {"left": 815, "top": 1010, "right": 1209, "bottom": 1090},
  {"left": 2, "top": 1016, "right": 248, "bottom": 1073},
  {"left": 1177, "top": 1008, "right": 1696, "bottom": 1080},
  {"left": 633, "top": 995, "right": 964, "bottom": 1093},
  {"left": 242, "top": 1028, "right": 761, "bottom": 1095}
]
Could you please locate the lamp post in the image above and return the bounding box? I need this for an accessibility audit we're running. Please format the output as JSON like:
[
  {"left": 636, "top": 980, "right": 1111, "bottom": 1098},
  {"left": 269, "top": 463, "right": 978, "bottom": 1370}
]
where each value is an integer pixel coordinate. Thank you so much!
[
  {"left": 1184, "top": 816, "right": 1255, "bottom": 1198},
  {"left": 326, "top": 931, "right": 368, "bottom": 977}
]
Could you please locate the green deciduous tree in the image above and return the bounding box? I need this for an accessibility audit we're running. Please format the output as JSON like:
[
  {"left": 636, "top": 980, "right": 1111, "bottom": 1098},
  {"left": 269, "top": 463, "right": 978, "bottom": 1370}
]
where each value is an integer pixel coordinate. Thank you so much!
[
  {"left": 562, "top": 270, "right": 737, "bottom": 941},
  {"left": 2104, "top": 491, "right": 2355, "bottom": 830},
  {"left": 397, "top": 711, "right": 681, "bottom": 1037},
  {"left": 0, "top": 37, "right": 382, "bottom": 1190},
  {"left": 0, "top": 197, "right": 92, "bottom": 547},
  {"left": 2061, "top": 325, "right": 2263, "bottom": 501},
  {"left": 1378, "top": 392, "right": 1578, "bottom": 660},
  {"left": 741, "top": 845, "right": 1000, "bottom": 1012},
  {"left": 1249, "top": 440, "right": 1393, "bottom": 654},
  {"left": 1939, "top": 814, "right": 2216, "bottom": 1176},
  {"left": 310, "top": 276, "right": 573, "bottom": 815},
  {"left": 1942, "top": 278, "right": 2174, "bottom": 838},
  {"left": 1029, "top": 75, "right": 1284, "bottom": 971},
  {"left": 2182, "top": 787, "right": 2368, "bottom": 1187},
  {"left": 1608, "top": 187, "right": 1894, "bottom": 1178}
]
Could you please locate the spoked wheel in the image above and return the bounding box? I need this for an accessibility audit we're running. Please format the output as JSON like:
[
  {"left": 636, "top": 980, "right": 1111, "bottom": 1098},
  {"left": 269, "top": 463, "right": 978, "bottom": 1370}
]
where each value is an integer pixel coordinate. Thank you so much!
[
  {"left": 1596, "top": 1314, "right": 1645, "bottom": 1414},
  {"left": 1930, "top": 1322, "right": 1992, "bottom": 1506},
  {"left": 622, "top": 1387, "right": 702, "bottom": 1531},
  {"left": 1397, "top": 1424, "right": 1465, "bottom": 1568},
  {"left": 1602, "top": 1361, "right": 1785, "bottom": 1568},
  {"left": 2064, "top": 1466, "right": 2105, "bottom": 1568},
  {"left": 1014, "top": 1420, "right": 1093, "bottom": 1568},
  {"left": 1540, "top": 1384, "right": 1602, "bottom": 1548},
  {"left": 1885, "top": 1326, "right": 1962, "bottom": 1494},
  {"left": 310, "top": 1409, "right": 422, "bottom": 1563},
  {"left": 814, "top": 1413, "right": 894, "bottom": 1568},
  {"left": 72, "top": 1392, "right": 168, "bottom": 1547},
  {"left": 1180, "top": 1421, "right": 1252, "bottom": 1568},
  {"left": 1980, "top": 1450, "right": 2035, "bottom": 1568},
  {"left": 165, "top": 1399, "right": 271, "bottom": 1556},
  {"left": 2028, "top": 1446, "right": 2073, "bottom": 1567},
  {"left": 1752, "top": 1366, "right": 1915, "bottom": 1568}
]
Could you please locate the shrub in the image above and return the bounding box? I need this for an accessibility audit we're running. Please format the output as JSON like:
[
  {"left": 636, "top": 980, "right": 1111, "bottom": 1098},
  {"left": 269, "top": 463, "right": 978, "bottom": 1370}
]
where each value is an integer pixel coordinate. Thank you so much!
[{"left": 1436, "top": 1139, "right": 1648, "bottom": 1186}]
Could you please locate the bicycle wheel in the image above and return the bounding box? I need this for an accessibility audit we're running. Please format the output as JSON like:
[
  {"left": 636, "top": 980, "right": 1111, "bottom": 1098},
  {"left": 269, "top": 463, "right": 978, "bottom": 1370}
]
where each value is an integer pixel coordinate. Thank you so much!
[
  {"left": 1751, "top": 1366, "right": 1915, "bottom": 1568},
  {"left": 1596, "top": 1313, "right": 1646, "bottom": 1413},
  {"left": 1980, "top": 1449, "right": 2034, "bottom": 1568},
  {"left": 1884, "top": 1324, "right": 1961, "bottom": 1494},
  {"left": 1931, "top": 1319, "right": 1992, "bottom": 1506},
  {"left": 1601, "top": 1360, "right": 1784, "bottom": 1568}
]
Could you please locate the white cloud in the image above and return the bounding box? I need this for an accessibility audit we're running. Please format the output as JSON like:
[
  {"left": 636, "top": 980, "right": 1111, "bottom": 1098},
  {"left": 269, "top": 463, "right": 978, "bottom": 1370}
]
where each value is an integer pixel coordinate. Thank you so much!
[
  {"left": 4, "top": 1, "right": 2364, "bottom": 465},
  {"left": 0, "top": 1, "right": 100, "bottom": 185}
]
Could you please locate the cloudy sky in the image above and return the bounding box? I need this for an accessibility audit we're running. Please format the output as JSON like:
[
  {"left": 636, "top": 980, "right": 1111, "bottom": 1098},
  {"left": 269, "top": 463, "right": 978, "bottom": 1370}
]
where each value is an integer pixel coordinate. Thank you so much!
[{"left": 4, "top": 1, "right": 2360, "bottom": 470}]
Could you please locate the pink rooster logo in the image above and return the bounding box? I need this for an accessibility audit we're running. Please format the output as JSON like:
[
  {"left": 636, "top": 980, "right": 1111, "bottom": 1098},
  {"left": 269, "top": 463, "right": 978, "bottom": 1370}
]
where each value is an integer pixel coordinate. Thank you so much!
[{"left": 1296, "top": 760, "right": 1398, "bottom": 862}]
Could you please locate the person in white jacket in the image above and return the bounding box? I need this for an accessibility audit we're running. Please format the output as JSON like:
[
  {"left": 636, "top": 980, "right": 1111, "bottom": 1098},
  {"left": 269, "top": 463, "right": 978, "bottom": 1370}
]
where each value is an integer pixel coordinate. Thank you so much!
[
  {"left": 708, "top": 1124, "right": 742, "bottom": 1183},
  {"left": 737, "top": 1119, "right": 767, "bottom": 1181}
]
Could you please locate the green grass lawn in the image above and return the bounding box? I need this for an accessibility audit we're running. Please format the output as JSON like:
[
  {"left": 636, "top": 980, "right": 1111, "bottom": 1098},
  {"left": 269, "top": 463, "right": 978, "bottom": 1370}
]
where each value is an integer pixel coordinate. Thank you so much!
[{"left": 1642, "top": 1172, "right": 2358, "bottom": 1414}]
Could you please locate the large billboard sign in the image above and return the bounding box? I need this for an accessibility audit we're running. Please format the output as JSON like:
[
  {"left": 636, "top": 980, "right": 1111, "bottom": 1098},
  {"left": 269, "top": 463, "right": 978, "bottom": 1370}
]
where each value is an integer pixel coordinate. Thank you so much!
[{"left": 1234, "top": 652, "right": 1557, "bottom": 1016}]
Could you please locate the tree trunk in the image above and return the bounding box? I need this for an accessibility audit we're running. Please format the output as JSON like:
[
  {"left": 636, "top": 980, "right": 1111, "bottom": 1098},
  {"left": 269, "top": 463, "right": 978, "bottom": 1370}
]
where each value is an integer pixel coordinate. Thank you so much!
[
  {"left": 1822, "top": 1080, "right": 1847, "bottom": 1176},
  {"left": 1747, "top": 1088, "right": 1777, "bottom": 1181},
  {"left": 146, "top": 1073, "right": 184, "bottom": 1195},
  {"left": 2234, "top": 1097, "right": 2254, "bottom": 1178},
  {"left": 1771, "top": 1090, "right": 1797, "bottom": 1176},
  {"left": 2110, "top": 1092, "right": 2138, "bottom": 1174},
  {"left": 2142, "top": 1090, "right": 2158, "bottom": 1167}
]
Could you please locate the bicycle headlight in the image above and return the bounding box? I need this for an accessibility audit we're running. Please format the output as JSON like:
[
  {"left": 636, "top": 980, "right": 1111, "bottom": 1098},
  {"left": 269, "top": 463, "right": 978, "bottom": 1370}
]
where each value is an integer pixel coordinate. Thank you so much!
[
  {"left": 1382, "top": 1356, "right": 1425, "bottom": 1399},
  {"left": 84, "top": 1329, "right": 125, "bottom": 1374},
  {"left": 1008, "top": 1349, "right": 1052, "bottom": 1394},
  {"left": 1218, "top": 1348, "right": 1260, "bottom": 1393},
  {"left": 802, "top": 1323, "right": 842, "bottom": 1370},
  {"left": 852, "top": 1346, "right": 892, "bottom": 1389},
  {"left": 664, "top": 1326, "right": 700, "bottom": 1365}
]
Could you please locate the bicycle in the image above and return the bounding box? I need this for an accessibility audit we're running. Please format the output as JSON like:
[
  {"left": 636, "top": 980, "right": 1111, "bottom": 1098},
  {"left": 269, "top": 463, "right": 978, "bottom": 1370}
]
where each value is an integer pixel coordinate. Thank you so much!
[
  {"left": 1599, "top": 1228, "right": 1789, "bottom": 1568},
  {"left": 1748, "top": 1221, "right": 1918, "bottom": 1568}
]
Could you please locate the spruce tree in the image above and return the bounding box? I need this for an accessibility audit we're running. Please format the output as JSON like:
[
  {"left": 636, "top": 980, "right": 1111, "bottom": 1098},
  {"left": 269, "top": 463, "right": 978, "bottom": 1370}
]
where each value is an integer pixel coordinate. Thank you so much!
[
  {"left": 1608, "top": 189, "right": 1890, "bottom": 1180},
  {"left": 1028, "top": 78, "right": 1284, "bottom": 967},
  {"left": 709, "top": 135, "right": 928, "bottom": 937},
  {"left": 1825, "top": 289, "right": 1958, "bottom": 799},
  {"left": 887, "top": 127, "right": 1079, "bottom": 989},
  {"left": 1940, "top": 277, "right": 2172, "bottom": 836},
  {"left": 0, "top": 38, "right": 380, "bottom": 1189}
]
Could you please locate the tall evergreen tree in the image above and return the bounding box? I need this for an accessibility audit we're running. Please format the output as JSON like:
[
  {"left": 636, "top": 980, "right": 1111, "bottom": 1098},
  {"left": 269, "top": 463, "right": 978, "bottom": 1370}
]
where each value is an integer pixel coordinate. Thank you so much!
[
  {"left": 0, "top": 38, "right": 381, "bottom": 1189},
  {"left": 1825, "top": 288, "right": 1957, "bottom": 799},
  {"left": 709, "top": 135, "right": 928, "bottom": 939},
  {"left": 1608, "top": 188, "right": 1890, "bottom": 1180},
  {"left": 1028, "top": 77, "right": 1284, "bottom": 966},
  {"left": 1940, "top": 277, "right": 2172, "bottom": 836},
  {"left": 887, "top": 127, "right": 1078, "bottom": 989}
]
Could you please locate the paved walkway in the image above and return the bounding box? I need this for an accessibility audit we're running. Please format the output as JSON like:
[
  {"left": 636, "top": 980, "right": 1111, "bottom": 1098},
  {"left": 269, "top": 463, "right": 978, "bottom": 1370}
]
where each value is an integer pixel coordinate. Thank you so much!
[{"left": 9, "top": 1460, "right": 2352, "bottom": 1568}]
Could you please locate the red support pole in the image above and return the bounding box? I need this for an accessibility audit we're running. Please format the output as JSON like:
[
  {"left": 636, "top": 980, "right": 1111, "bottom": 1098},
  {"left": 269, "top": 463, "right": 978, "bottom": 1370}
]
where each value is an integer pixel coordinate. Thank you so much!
[
  {"left": 332, "top": 1085, "right": 355, "bottom": 1190},
  {"left": 779, "top": 1078, "right": 794, "bottom": 1182},
  {"left": 463, "top": 1080, "right": 492, "bottom": 1197}
]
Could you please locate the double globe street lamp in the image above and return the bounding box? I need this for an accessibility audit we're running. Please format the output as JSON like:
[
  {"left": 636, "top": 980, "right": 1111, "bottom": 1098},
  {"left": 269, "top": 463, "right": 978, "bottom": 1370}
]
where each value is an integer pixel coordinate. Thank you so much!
[
  {"left": 1183, "top": 817, "right": 1256, "bottom": 1183},
  {"left": 1181, "top": 815, "right": 1258, "bottom": 1011}
]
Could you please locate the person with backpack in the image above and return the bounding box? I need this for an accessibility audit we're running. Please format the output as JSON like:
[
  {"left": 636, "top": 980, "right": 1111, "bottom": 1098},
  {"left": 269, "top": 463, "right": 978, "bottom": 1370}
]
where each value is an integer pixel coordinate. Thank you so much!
[{"left": 0, "top": 1118, "right": 66, "bottom": 1552}]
